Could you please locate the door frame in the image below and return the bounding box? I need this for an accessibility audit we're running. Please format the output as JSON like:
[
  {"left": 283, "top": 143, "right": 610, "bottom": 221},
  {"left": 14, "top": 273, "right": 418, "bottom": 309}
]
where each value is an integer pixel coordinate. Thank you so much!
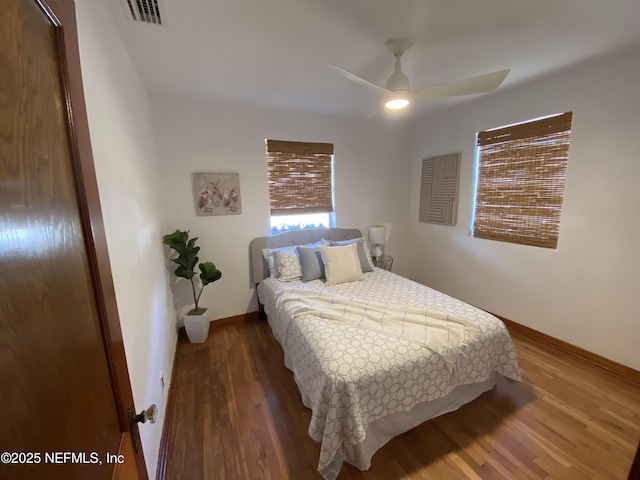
[{"left": 41, "top": 0, "right": 148, "bottom": 478}]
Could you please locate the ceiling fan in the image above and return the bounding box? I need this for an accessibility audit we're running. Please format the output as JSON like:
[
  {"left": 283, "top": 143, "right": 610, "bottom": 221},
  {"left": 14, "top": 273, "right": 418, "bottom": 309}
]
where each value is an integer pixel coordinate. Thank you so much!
[{"left": 326, "top": 38, "right": 510, "bottom": 111}]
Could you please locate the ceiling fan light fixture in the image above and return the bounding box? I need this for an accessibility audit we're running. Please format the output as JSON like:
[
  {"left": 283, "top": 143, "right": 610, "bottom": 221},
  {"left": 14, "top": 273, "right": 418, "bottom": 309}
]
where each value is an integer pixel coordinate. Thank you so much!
[
  {"left": 326, "top": 38, "right": 510, "bottom": 116},
  {"left": 385, "top": 97, "right": 410, "bottom": 109}
]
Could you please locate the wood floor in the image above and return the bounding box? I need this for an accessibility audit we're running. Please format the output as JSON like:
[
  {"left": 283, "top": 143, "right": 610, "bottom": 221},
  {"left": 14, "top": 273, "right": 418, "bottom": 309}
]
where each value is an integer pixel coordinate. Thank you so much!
[{"left": 162, "top": 316, "right": 640, "bottom": 479}]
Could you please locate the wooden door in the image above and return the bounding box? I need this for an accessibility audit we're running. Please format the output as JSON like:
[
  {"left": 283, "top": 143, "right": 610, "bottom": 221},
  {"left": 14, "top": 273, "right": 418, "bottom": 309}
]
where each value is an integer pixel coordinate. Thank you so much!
[{"left": 0, "top": 1, "right": 146, "bottom": 479}]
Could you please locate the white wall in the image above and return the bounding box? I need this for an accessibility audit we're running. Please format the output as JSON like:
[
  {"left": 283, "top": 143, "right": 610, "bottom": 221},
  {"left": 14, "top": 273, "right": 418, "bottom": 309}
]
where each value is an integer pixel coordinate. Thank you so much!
[
  {"left": 152, "top": 95, "right": 412, "bottom": 320},
  {"left": 76, "top": 1, "right": 176, "bottom": 476},
  {"left": 406, "top": 47, "right": 640, "bottom": 370}
]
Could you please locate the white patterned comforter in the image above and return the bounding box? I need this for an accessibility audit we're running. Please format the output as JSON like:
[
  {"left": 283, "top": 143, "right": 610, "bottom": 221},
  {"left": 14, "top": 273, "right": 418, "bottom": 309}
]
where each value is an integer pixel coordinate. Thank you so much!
[{"left": 258, "top": 268, "right": 521, "bottom": 480}]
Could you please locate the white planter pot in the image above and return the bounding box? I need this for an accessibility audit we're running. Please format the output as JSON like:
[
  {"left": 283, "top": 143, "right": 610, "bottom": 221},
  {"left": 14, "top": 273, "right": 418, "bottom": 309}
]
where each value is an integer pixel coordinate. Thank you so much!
[{"left": 183, "top": 309, "right": 210, "bottom": 343}]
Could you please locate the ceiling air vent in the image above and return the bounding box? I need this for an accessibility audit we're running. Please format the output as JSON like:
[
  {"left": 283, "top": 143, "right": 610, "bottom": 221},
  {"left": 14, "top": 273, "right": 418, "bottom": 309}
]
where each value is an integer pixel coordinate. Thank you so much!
[{"left": 124, "top": 0, "right": 162, "bottom": 25}]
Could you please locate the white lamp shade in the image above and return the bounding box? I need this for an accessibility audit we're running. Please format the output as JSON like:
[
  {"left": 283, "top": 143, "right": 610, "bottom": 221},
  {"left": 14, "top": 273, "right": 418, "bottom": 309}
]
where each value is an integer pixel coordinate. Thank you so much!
[{"left": 368, "top": 226, "right": 386, "bottom": 245}]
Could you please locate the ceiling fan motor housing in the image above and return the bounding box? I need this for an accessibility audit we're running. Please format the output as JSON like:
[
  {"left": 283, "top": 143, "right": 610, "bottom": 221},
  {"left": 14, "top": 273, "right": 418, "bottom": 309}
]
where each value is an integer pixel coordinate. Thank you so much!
[
  {"left": 386, "top": 57, "right": 411, "bottom": 92},
  {"left": 385, "top": 38, "right": 412, "bottom": 92}
]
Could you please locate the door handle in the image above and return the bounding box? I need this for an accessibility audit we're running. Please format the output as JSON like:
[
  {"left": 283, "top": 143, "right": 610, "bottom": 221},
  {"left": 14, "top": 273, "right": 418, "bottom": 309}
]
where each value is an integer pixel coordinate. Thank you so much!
[
  {"left": 131, "top": 404, "right": 158, "bottom": 425},
  {"left": 128, "top": 403, "right": 157, "bottom": 451}
]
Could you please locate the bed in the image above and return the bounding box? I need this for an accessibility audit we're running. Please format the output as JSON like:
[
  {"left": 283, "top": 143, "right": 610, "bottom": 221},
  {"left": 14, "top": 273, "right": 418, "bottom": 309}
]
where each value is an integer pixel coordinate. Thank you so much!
[{"left": 249, "top": 228, "right": 521, "bottom": 479}]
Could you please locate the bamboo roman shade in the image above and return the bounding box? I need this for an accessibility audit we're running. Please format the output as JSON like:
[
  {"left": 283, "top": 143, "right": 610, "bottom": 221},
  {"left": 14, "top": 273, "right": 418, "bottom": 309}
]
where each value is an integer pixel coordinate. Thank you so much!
[
  {"left": 472, "top": 112, "right": 573, "bottom": 249},
  {"left": 266, "top": 139, "right": 334, "bottom": 215}
]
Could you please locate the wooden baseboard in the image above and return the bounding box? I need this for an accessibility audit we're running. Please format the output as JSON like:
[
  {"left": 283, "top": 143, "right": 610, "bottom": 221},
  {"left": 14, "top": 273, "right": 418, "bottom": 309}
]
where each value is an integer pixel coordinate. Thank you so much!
[
  {"left": 155, "top": 337, "right": 180, "bottom": 480},
  {"left": 494, "top": 313, "right": 640, "bottom": 386},
  {"left": 211, "top": 311, "right": 261, "bottom": 327},
  {"left": 177, "top": 311, "right": 261, "bottom": 337}
]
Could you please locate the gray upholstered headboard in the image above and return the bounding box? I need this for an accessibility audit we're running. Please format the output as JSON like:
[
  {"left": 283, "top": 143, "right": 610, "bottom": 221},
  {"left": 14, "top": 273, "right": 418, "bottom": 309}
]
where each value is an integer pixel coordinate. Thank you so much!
[{"left": 249, "top": 227, "right": 362, "bottom": 285}]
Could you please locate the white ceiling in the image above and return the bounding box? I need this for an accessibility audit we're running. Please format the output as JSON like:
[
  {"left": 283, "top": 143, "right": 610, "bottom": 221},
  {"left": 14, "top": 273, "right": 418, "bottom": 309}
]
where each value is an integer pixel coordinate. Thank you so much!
[{"left": 104, "top": 0, "right": 640, "bottom": 119}]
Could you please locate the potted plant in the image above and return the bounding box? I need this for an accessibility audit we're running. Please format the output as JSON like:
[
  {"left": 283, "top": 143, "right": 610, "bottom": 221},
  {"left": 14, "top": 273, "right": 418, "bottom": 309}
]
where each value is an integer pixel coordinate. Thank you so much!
[{"left": 163, "top": 229, "right": 222, "bottom": 343}]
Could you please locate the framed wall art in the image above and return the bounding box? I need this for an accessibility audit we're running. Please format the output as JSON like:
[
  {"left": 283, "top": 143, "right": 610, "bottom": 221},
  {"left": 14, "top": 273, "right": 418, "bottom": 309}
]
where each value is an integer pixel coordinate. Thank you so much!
[
  {"left": 192, "top": 172, "right": 242, "bottom": 216},
  {"left": 419, "top": 153, "right": 460, "bottom": 226}
]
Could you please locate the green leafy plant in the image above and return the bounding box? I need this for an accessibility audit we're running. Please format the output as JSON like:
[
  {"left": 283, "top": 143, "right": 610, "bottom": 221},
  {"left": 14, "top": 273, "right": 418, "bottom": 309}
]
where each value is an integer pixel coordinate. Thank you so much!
[{"left": 163, "top": 230, "right": 222, "bottom": 314}]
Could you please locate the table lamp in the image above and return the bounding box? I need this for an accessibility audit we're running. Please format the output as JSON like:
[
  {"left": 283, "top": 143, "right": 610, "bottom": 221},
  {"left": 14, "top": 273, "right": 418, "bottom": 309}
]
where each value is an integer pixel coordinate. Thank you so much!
[{"left": 368, "top": 225, "right": 386, "bottom": 261}]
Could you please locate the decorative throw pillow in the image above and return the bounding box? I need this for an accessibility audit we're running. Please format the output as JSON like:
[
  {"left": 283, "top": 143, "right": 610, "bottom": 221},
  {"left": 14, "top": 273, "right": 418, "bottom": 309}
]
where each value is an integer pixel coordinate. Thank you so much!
[
  {"left": 319, "top": 243, "right": 364, "bottom": 286},
  {"left": 297, "top": 245, "right": 326, "bottom": 282},
  {"left": 274, "top": 249, "right": 303, "bottom": 281},
  {"left": 330, "top": 238, "right": 375, "bottom": 272},
  {"left": 262, "top": 246, "right": 295, "bottom": 278}
]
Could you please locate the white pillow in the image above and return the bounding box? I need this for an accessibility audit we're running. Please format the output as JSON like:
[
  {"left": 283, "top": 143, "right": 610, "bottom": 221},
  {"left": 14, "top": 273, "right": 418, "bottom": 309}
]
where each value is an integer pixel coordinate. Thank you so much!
[
  {"left": 329, "top": 237, "right": 375, "bottom": 272},
  {"left": 319, "top": 243, "right": 364, "bottom": 286}
]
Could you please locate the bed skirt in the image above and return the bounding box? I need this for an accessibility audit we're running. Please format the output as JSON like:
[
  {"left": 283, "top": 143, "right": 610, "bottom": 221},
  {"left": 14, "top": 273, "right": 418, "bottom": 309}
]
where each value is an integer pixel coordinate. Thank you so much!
[{"left": 341, "top": 372, "right": 498, "bottom": 470}]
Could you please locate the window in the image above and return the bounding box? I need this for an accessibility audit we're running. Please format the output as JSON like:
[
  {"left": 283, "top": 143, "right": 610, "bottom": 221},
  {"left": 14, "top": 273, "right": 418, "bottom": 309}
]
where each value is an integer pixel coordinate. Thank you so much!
[
  {"left": 266, "top": 139, "right": 334, "bottom": 234},
  {"left": 471, "top": 112, "right": 573, "bottom": 249},
  {"left": 269, "top": 213, "right": 331, "bottom": 234}
]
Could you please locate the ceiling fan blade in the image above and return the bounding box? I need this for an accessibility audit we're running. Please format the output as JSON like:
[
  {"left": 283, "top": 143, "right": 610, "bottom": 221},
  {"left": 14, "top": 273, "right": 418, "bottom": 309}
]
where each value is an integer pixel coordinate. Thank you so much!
[
  {"left": 325, "top": 63, "right": 391, "bottom": 96},
  {"left": 411, "top": 69, "right": 510, "bottom": 100}
]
